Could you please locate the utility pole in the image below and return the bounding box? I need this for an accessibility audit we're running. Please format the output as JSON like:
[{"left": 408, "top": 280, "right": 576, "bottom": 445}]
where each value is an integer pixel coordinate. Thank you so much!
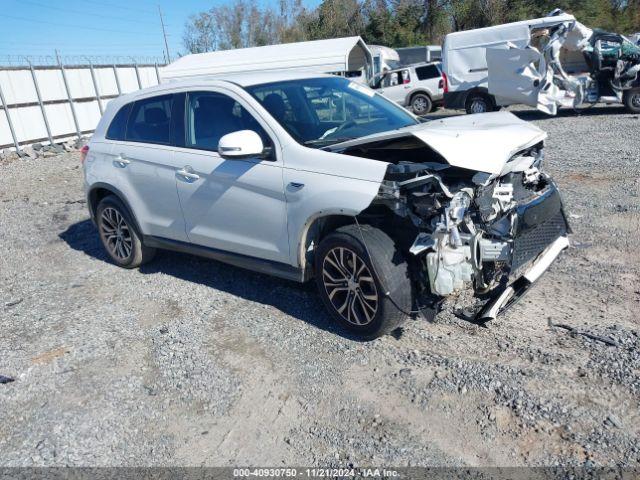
[{"left": 158, "top": 5, "right": 171, "bottom": 64}]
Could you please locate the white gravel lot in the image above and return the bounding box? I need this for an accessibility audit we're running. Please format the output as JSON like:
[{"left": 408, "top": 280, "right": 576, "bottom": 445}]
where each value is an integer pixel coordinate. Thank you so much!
[{"left": 1, "top": 105, "right": 639, "bottom": 467}]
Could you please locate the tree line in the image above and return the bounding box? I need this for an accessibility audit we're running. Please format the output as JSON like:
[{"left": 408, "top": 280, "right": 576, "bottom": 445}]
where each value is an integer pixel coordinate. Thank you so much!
[{"left": 183, "top": 0, "right": 640, "bottom": 54}]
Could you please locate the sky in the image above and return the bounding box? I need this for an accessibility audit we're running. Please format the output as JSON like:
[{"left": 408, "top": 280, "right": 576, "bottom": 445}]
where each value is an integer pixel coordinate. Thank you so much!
[{"left": 0, "top": 0, "right": 316, "bottom": 63}]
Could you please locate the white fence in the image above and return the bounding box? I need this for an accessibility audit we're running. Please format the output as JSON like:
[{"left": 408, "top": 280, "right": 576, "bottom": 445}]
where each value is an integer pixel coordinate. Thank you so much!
[{"left": 0, "top": 62, "right": 164, "bottom": 150}]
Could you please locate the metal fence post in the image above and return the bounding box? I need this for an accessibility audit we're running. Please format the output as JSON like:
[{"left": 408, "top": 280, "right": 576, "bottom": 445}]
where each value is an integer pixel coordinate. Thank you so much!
[
  {"left": 57, "top": 55, "right": 82, "bottom": 139},
  {"left": 113, "top": 64, "right": 122, "bottom": 95},
  {"left": 154, "top": 63, "right": 161, "bottom": 85},
  {"left": 133, "top": 60, "right": 142, "bottom": 89},
  {"left": 87, "top": 58, "right": 103, "bottom": 115},
  {"left": 28, "top": 60, "right": 54, "bottom": 144},
  {"left": 0, "top": 81, "right": 20, "bottom": 151}
]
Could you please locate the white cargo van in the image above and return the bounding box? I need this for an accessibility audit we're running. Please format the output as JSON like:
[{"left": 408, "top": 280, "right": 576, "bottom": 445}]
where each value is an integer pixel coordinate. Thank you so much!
[{"left": 442, "top": 11, "right": 640, "bottom": 114}]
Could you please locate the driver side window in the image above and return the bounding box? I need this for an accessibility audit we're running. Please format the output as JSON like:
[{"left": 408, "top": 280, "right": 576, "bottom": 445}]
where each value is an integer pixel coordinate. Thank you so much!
[{"left": 186, "top": 91, "right": 271, "bottom": 152}]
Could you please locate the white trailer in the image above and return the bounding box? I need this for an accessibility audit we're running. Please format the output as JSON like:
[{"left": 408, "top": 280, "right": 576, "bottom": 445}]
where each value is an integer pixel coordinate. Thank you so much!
[{"left": 161, "top": 37, "right": 374, "bottom": 83}]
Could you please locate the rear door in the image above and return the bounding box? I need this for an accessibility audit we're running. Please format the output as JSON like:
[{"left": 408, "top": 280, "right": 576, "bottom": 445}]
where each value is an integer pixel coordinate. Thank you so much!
[
  {"left": 108, "top": 93, "right": 188, "bottom": 241},
  {"left": 173, "top": 89, "right": 290, "bottom": 264}
]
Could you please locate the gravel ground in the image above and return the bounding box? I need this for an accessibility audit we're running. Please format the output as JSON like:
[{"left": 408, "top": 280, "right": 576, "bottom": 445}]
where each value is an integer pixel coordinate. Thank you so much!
[{"left": 1, "top": 104, "right": 639, "bottom": 467}]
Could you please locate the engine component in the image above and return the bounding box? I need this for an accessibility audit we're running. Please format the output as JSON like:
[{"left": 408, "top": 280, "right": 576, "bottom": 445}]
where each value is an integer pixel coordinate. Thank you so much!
[{"left": 426, "top": 244, "right": 473, "bottom": 296}]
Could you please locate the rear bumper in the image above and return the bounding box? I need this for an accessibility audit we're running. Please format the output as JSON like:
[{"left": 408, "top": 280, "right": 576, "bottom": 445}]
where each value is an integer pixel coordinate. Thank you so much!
[{"left": 475, "top": 235, "right": 569, "bottom": 321}]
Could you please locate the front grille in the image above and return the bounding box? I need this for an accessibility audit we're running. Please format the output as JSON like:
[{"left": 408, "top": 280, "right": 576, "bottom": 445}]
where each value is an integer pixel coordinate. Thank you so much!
[{"left": 512, "top": 210, "right": 567, "bottom": 272}]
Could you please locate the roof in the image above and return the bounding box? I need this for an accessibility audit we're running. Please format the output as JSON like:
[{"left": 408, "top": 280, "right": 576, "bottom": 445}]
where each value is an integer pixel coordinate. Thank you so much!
[
  {"left": 445, "top": 13, "right": 576, "bottom": 49},
  {"left": 160, "top": 37, "right": 372, "bottom": 82},
  {"left": 100, "top": 71, "right": 337, "bottom": 110}
]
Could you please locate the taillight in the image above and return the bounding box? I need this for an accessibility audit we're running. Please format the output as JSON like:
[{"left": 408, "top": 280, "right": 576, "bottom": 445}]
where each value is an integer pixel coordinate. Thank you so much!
[
  {"left": 80, "top": 145, "right": 89, "bottom": 164},
  {"left": 442, "top": 72, "right": 449, "bottom": 94}
]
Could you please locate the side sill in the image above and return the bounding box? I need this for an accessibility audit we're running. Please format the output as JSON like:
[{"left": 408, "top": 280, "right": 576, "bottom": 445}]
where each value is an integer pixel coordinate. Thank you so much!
[{"left": 143, "top": 236, "right": 306, "bottom": 283}]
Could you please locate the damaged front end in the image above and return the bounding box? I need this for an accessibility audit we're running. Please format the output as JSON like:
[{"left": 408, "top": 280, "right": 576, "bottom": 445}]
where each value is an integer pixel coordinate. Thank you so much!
[
  {"left": 378, "top": 147, "right": 569, "bottom": 320},
  {"left": 337, "top": 118, "right": 570, "bottom": 322}
]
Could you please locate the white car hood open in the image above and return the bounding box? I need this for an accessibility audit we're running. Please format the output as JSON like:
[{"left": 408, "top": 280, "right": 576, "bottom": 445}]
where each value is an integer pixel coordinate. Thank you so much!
[{"left": 334, "top": 111, "right": 547, "bottom": 175}]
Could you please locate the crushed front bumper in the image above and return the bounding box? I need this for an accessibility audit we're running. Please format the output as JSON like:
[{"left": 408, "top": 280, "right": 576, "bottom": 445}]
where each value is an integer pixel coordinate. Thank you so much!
[{"left": 475, "top": 235, "right": 569, "bottom": 321}]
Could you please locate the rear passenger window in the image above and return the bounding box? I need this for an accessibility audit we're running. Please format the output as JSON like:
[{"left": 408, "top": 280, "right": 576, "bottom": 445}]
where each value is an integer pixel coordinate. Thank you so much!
[
  {"left": 125, "top": 95, "right": 173, "bottom": 145},
  {"left": 415, "top": 65, "right": 440, "bottom": 80},
  {"left": 106, "top": 103, "right": 132, "bottom": 140}
]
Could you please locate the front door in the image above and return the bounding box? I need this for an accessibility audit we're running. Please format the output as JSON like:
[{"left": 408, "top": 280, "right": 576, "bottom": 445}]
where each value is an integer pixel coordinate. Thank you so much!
[
  {"left": 379, "top": 69, "right": 412, "bottom": 104},
  {"left": 174, "top": 90, "right": 290, "bottom": 264}
]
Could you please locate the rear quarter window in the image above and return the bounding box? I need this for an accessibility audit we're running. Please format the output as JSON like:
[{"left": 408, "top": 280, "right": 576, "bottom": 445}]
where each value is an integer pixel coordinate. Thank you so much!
[
  {"left": 415, "top": 65, "right": 440, "bottom": 81},
  {"left": 105, "top": 103, "right": 132, "bottom": 141}
]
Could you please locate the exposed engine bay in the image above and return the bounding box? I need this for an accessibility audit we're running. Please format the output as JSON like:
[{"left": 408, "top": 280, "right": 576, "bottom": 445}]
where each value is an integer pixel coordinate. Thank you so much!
[{"left": 333, "top": 115, "right": 570, "bottom": 321}]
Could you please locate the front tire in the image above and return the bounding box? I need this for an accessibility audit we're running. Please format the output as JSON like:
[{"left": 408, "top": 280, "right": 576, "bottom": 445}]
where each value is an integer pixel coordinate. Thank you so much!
[
  {"left": 411, "top": 93, "right": 432, "bottom": 116},
  {"left": 623, "top": 88, "right": 640, "bottom": 114},
  {"left": 314, "top": 224, "right": 411, "bottom": 339},
  {"left": 96, "top": 195, "right": 155, "bottom": 268}
]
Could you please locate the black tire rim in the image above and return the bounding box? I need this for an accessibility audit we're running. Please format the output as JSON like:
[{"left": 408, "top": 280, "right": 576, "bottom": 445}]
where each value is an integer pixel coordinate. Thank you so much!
[
  {"left": 631, "top": 93, "right": 640, "bottom": 108},
  {"left": 469, "top": 98, "right": 488, "bottom": 113},
  {"left": 100, "top": 207, "right": 133, "bottom": 261},
  {"left": 322, "top": 247, "right": 378, "bottom": 326}
]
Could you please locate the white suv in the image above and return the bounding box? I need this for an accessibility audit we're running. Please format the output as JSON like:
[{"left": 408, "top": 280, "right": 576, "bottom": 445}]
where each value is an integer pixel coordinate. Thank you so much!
[
  {"left": 84, "top": 72, "right": 569, "bottom": 339},
  {"left": 369, "top": 62, "right": 444, "bottom": 115}
]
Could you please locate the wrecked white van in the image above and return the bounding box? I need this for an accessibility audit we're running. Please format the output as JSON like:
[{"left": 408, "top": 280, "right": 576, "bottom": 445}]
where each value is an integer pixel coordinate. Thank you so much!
[{"left": 443, "top": 10, "right": 640, "bottom": 114}]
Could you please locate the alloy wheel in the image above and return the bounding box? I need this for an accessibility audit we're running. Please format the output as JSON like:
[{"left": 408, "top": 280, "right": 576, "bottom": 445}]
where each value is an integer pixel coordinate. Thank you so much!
[
  {"left": 100, "top": 207, "right": 133, "bottom": 260},
  {"left": 322, "top": 247, "right": 379, "bottom": 326},
  {"left": 632, "top": 93, "right": 640, "bottom": 108},
  {"left": 413, "top": 97, "right": 428, "bottom": 113}
]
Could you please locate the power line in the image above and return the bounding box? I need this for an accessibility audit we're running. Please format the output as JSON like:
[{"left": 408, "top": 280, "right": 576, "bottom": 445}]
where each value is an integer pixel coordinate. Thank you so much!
[
  {"left": 71, "top": 0, "right": 157, "bottom": 15},
  {"left": 0, "top": 13, "right": 163, "bottom": 36},
  {"left": 10, "top": 0, "right": 162, "bottom": 26}
]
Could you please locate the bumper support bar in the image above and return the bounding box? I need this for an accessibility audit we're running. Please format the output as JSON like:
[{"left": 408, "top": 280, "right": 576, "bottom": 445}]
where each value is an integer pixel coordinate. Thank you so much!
[{"left": 475, "top": 235, "right": 569, "bottom": 321}]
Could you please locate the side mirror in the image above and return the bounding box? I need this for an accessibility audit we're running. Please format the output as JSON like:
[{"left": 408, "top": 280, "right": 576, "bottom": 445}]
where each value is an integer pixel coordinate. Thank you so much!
[{"left": 218, "top": 130, "right": 265, "bottom": 159}]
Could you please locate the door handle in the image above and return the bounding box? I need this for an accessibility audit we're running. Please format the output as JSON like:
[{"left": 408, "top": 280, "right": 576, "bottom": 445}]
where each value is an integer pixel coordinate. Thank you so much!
[
  {"left": 176, "top": 166, "right": 200, "bottom": 182},
  {"left": 113, "top": 154, "right": 130, "bottom": 168},
  {"left": 288, "top": 182, "right": 304, "bottom": 190}
]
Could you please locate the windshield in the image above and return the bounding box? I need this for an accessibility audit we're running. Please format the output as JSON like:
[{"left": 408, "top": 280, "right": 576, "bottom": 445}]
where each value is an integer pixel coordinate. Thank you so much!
[{"left": 245, "top": 77, "right": 418, "bottom": 148}]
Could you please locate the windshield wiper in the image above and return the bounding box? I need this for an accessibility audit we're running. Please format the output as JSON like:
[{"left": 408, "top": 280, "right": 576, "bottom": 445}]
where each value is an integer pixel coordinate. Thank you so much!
[{"left": 304, "top": 137, "right": 355, "bottom": 147}]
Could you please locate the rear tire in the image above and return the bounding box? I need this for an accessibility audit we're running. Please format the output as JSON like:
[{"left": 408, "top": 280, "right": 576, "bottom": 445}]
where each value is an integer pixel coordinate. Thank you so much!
[
  {"left": 411, "top": 93, "right": 433, "bottom": 116},
  {"left": 465, "top": 93, "right": 493, "bottom": 114},
  {"left": 314, "top": 224, "right": 411, "bottom": 339},
  {"left": 623, "top": 88, "right": 640, "bottom": 114},
  {"left": 96, "top": 195, "right": 156, "bottom": 269}
]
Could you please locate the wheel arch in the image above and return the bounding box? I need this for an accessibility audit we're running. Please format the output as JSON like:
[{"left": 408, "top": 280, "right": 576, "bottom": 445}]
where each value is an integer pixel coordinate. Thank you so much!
[
  {"left": 87, "top": 183, "right": 143, "bottom": 235},
  {"left": 464, "top": 87, "right": 496, "bottom": 108},
  {"left": 297, "top": 212, "right": 358, "bottom": 278}
]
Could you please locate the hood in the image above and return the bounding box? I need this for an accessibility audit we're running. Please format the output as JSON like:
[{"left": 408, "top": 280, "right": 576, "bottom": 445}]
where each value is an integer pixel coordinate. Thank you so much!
[
  {"left": 332, "top": 111, "right": 547, "bottom": 175},
  {"left": 410, "top": 111, "right": 547, "bottom": 174}
]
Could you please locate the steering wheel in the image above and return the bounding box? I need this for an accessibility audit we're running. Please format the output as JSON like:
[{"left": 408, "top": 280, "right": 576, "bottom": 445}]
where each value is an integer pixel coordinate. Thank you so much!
[{"left": 328, "top": 120, "right": 356, "bottom": 138}]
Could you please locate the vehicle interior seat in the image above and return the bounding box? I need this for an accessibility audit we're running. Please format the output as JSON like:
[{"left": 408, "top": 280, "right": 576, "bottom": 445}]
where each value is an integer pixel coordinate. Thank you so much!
[
  {"left": 135, "top": 107, "right": 170, "bottom": 142},
  {"left": 193, "top": 96, "right": 241, "bottom": 149}
]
